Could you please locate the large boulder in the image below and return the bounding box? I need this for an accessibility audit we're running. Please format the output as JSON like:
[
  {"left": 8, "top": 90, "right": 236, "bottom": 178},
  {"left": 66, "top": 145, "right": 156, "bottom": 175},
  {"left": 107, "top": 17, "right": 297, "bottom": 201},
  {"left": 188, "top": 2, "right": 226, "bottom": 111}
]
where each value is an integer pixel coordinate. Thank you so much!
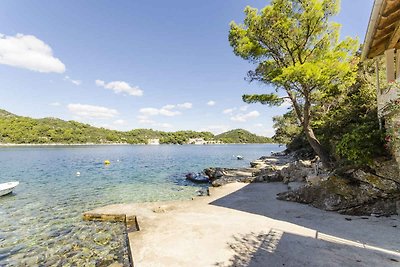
[
  {"left": 278, "top": 160, "right": 316, "bottom": 184},
  {"left": 277, "top": 173, "right": 400, "bottom": 216},
  {"left": 204, "top": 167, "right": 256, "bottom": 187}
]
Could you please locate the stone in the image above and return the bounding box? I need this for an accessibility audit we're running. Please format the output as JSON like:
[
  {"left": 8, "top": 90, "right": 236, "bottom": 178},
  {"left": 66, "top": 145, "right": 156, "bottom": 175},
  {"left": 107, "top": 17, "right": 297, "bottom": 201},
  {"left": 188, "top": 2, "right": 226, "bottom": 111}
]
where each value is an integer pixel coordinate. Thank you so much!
[
  {"left": 351, "top": 169, "right": 399, "bottom": 193},
  {"left": 214, "top": 169, "right": 225, "bottom": 178},
  {"left": 266, "top": 172, "right": 283, "bottom": 182},
  {"left": 211, "top": 179, "right": 226, "bottom": 187},
  {"left": 397, "top": 200, "right": 400, "bottom": 215},
  {"left": 204, "top": 167, "right": 226, "bottom": 180},
  {"left": 306, "top": 175, "right": 323, "bottom": 186},
  {"left": 108, "top": 262, "right": 123, "bottom": 267},
  {"left": 279, "top": 161, "right": 313, "bottom": 184},
  {"left": 254, "top": 176, "right": 264, "bottom": 183},
  {"left": 287, "top": 182, "right": 305, "bottom": 191},
  {"left": 277, "top": 174, "right": 400, "bottom": 216},
  {"left": 373, "top": 158, "right": 400, "bottom": 184},
  {"left": 237, "top": 176, "right": 254, "bottom": 183}
]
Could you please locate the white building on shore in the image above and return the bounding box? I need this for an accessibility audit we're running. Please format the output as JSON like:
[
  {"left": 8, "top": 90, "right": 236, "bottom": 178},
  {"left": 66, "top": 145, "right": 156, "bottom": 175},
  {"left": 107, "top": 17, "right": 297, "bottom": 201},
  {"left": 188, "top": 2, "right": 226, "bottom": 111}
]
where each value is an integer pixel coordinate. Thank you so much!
[{"left": 147, "top": 139, "right": 160, "bottom": 145}]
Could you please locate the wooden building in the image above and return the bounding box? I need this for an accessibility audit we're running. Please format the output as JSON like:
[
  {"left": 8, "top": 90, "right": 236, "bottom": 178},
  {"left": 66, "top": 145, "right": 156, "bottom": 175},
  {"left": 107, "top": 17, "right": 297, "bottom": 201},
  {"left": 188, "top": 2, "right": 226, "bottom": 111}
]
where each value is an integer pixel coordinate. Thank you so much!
[
  {"left": 362, "top": 0, "right": 400, "bottom": 108},
  {"left": 362, "top": 0, "right": 400, "bottom": 169}
]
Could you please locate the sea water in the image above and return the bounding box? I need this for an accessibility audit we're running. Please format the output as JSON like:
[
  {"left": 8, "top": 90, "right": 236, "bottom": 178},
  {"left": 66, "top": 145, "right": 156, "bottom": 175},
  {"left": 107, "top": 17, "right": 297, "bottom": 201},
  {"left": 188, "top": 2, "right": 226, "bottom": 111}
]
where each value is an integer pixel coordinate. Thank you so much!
[{"left": 0, "top": 144, "right": 282, "bottom": 266}]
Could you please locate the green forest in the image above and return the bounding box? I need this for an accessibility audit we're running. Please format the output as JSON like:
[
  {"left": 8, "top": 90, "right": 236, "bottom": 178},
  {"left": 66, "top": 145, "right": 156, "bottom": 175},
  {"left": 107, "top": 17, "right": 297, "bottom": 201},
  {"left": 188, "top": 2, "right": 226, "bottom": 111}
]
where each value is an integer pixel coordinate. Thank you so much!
[{"left": 0, "top": 109, "right": 273, "bottom": 145}]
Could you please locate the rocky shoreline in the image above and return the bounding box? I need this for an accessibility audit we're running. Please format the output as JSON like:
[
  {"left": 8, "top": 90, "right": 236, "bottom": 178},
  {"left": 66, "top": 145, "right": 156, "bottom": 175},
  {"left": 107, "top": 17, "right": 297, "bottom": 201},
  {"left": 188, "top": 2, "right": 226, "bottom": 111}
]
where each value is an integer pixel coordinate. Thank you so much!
[{"left": 203, "top": 152, "right": 400, "bottom": 216}]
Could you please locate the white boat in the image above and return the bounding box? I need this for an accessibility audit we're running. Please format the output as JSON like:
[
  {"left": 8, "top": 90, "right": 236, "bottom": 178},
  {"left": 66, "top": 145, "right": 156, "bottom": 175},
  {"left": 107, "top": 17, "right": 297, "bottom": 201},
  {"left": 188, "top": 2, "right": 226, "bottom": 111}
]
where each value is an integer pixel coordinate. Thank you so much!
[
  {"left": 0, "top": 181, "right": 19, "bottom": 196},
  {"left": 236, "top": 155, "right": 244, "bottom": 160}
]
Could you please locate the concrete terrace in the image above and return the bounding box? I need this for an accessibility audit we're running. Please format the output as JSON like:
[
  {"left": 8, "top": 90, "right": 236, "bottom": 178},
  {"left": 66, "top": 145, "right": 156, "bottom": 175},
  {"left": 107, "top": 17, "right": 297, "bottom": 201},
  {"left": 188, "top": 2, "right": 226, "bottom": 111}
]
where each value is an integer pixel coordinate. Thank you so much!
[{"left": 84, "top": 182, "right": 400, "bottom": 267}]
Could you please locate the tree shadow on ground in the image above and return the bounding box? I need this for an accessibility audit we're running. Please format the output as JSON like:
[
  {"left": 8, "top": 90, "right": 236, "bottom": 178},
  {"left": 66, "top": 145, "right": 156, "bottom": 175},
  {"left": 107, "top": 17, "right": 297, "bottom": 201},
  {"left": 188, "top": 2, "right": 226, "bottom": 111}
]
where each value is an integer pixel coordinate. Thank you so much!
[
  {"left": 209, "top": 183, "right": 400, "bottom": 266},
  {"left": 214, "top": 229, "right": 400, "bottom": 267}
]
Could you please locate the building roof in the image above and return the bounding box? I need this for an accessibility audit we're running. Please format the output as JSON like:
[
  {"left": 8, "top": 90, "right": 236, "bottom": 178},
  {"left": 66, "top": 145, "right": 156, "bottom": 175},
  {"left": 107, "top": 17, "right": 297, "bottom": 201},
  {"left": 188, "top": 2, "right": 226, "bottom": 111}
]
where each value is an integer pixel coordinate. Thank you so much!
[{"left": 362, "top": 0, "right": 400, "bottom": 60}]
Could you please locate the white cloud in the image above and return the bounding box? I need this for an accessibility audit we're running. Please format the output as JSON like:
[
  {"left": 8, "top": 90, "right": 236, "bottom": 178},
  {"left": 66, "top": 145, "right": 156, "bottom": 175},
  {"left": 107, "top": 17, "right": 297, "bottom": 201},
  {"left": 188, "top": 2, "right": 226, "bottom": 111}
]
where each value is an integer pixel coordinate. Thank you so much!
[
  {"left": 139, "top": 102, "right": 191, "bottom": 118},
  {"left": 137, "top": 118, "right": 172, "bottom": 128},
  {"left": 50, "top": 102, "right": 61, "bottom": 106},
  {"left": 177, "top": 102, "right": 192, "bottom": 109},
  {"left": 223, "top": 108, "right": 235, "bottom": 115},
  {"left": 139, "top": 108, "right": 160, "bottom": 116},
  {"left": 230, "top": 111, "right": 260, "bottom": 122},
  {"left": 201, "top": 125, "right": 231, "bottom": 135},
  {"left": 162, "top": 104, "right": 175, "bottom": 110},
  {"left": 95, "top": 79, "right": 143, "bottom": 96},
  {"left": 0, "top": 33, "right": 65, "bottom": 73},
  {"left": 261, "top": 129, "right": 275, "bottom": 137},
  {"left": 207, "top": 100, "right": 216, "bottom": 106},
  {"left": 67, "top": 103, "right": 119, "bottom": 119},
  {"left": 159, "top": 108, "right": 181, "bottom": 117},
  {"left": 113, "top": 119, "right": 126, "bottom": 125},
  {"left": 159, "top": 123, "right": 172, "bottom": 128},
  {"left": 64, "top": 76, "right": 81, "bottom": 86},
  {"left": 254, "top": 123, "right": 263, "bottom": 127},
  {"left": 138, "top": 118, "right": 155, "bottom": 124},
  {"left": 239, "top": 106, "right": 248, "bottom": 111},
  {"left": 139, "top": 107, "right": 181, "bottom": 117}
]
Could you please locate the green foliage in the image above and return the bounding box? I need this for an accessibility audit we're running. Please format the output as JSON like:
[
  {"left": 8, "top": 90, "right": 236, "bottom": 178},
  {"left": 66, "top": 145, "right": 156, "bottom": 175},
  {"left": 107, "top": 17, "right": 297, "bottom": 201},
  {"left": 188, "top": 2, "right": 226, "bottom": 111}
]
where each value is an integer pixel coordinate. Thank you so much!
[
  {"left": 272, "top": 110, "right": 301, "bottom": 144},
  {"left": 0, "top": 109, "right": 270, "bottom": 145},
  {"left": 242, "top": 94, "right": 284, "bottom": 106},
  {"left": 215, "top": 129, "right": 273, "bottom": 144},
  {"left": 315, "top": 56, "right": 387, "bottom": 165},
  {"left": 229, "top": 0, "right": 359, "bottom": 167},
  {"left": 273, "top": 56, "right": 387, "bottom": 165},
  {"left": 335, "top": 123, "right": 385, "bottom": 165}
]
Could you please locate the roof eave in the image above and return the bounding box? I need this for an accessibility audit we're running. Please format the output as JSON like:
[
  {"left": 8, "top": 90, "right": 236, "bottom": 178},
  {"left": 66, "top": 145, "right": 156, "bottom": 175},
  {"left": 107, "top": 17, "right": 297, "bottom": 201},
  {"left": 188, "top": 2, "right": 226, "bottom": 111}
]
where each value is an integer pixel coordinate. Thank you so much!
[{"left": 361, "top": 0, "right": 385, "bottom": 61}]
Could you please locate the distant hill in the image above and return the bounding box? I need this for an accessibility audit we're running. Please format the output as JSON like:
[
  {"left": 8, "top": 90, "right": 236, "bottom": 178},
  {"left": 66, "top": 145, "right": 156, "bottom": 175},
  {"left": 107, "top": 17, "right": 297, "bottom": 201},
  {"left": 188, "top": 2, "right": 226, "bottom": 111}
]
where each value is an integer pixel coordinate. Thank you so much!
[
  {"left": 0, "top": 109, "right": 273, "bottom": 144},
  {"left": 0, "top": 109, "right": 17, "bottom": 118},
  {"left": 215, "top": 129, "right": 273, "bottom": 144}
]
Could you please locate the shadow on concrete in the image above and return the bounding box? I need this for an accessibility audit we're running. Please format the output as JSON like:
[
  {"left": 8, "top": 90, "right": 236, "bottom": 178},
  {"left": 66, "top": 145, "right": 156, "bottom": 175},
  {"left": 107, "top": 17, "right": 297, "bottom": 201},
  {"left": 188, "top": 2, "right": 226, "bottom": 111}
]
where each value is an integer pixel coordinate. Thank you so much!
[
  {"left": 214, "top": 229, "right": 399, "bottom": 267},
  {"left": 210, "top": 183, "right": 400, "bottom": 266}
]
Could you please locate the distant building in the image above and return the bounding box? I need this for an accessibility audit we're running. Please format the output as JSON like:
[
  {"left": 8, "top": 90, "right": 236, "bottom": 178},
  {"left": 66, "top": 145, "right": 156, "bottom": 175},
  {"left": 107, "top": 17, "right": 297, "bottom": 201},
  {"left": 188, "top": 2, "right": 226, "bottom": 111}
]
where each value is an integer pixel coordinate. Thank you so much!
[
  {"left": 148, "top": 139, "right": 160, "bottom": 145},
  {"left": 188, "top": 138, "right": 206, "bottom": 145}
]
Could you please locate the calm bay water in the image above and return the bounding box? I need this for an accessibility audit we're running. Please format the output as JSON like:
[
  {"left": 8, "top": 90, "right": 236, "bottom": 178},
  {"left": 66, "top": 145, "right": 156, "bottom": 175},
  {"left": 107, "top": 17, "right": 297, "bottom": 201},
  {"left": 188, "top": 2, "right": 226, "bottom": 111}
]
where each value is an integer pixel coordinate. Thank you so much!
[{"left": 0, "top": 144, "right": 282, "bottom": 266}]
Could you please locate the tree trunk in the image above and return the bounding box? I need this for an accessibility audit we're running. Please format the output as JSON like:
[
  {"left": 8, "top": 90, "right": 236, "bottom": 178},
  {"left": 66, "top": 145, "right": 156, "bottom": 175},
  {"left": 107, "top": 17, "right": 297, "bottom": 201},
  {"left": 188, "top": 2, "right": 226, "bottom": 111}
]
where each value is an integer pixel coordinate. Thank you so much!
[{"left": 304, "top": 125, "right": 333, "bottom": 169}]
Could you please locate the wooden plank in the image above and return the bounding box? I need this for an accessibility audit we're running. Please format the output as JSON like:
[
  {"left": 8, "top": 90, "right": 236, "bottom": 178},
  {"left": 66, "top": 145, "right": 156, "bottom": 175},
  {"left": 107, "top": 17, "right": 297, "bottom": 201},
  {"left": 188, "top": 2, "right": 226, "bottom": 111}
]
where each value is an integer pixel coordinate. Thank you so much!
[
  {"left": 371, "top": 34, "right": 391, "bottom": 49},
  {"left": 396, "top": 49, "right": 400, "bottom": 79},
  {"left": 369, "top": 43, "right": 387, "bottom": 59},
  {"left": 388, "top": 22, "right": 400, "bottom": 49},
  {"left": 385, "top": 48, "right": 396, "bottom": 82},
  {"left": 382, "top": 1, "right": 400, "bottom": 17},
  {"left": 375, "top": 24, "right": 397, "bottom": 40},
  {"left": 379, "top": 8, "right": 400, "bottom": 29}
]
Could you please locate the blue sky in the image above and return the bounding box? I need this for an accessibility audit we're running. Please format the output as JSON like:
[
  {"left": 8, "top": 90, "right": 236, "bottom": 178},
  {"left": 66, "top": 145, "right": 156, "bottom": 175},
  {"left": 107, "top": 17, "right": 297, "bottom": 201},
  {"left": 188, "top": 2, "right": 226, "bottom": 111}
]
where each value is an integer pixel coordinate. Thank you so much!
[{"left": 0, "top": 0, "right": 374, "bottom": 136}]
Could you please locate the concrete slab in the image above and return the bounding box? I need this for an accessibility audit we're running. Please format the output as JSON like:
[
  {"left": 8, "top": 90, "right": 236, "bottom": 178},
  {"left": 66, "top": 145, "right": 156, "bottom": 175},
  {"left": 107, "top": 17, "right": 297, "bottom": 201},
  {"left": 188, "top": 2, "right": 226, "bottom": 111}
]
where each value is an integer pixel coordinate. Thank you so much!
[{"left": 85, "top": 182, "right": 400, "bottom": 267}]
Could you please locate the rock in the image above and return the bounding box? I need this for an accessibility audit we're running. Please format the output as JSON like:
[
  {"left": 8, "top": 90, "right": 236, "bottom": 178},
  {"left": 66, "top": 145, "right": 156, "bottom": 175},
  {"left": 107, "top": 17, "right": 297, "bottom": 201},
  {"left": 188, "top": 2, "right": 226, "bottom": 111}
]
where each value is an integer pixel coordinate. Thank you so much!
[
  {"left": 279, "top": 161, "right": 314, "bottom": 184},
  {"left": 196, "top": 188, "right": 210, "bottom": 196},
  {"left": 306, "top": 175, "right": 323, "bottom": 186},
  {"left": 351, "top": 170, "right": 399, "bottom": 193},
  {"left": 250, "top": 160, "right": 267, "bottom": 169},
  {"left": 211, "top": 179, "right": 226, "bottom": 187},
  {"left": 397, "top": 200, "right": 400, "bottom": 215},
  {"left": 93, "top": 232, "right": 112, "bottom": 246},
  {"left": 214, "top": 169, "right": 225, "bottom": 178},
  {"left": 238, "top": 176, "right": 256, "bottom": 183},
  {"left": 204, "top": 167, "right": 226, "bottom": 180},
  {"left": 287, "top": 182, "right": 305, "bottom": 191},
  {"left": 297, "top": 160, "right": 312, "bottom": 168},
  {"left": 373, "top": 158, "right": 400, "bottom": 184},
  {"left": 254, "top": 176, "right": 264, "bottom": 183},
  {"left": 258, "top": 172, "right": 282, "bottom": 183},
  {"left": 277, "top": 175, "right": 400, "bottom": 216}
]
